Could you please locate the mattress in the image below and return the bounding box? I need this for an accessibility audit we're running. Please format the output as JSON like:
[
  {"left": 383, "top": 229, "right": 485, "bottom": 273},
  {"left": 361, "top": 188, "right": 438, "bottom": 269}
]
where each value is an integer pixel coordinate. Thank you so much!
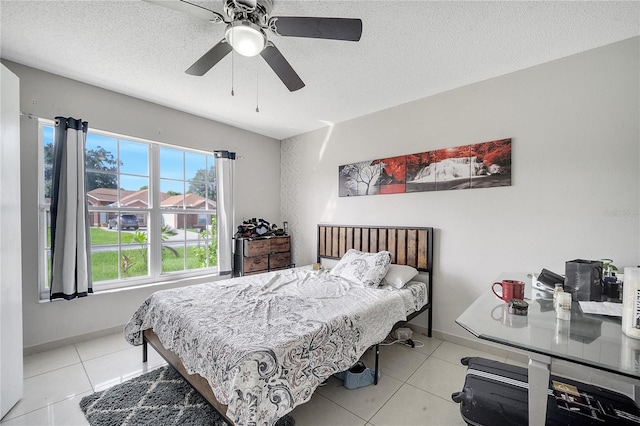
[{"left": 124, "top": 266, "right": 427, "bottom": 425}]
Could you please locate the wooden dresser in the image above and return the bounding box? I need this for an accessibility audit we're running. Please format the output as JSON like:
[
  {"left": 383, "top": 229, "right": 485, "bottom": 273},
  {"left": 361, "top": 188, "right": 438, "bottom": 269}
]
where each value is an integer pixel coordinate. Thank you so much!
[{"left": 234, "top": 235, "right": 292, "bottom": 276}]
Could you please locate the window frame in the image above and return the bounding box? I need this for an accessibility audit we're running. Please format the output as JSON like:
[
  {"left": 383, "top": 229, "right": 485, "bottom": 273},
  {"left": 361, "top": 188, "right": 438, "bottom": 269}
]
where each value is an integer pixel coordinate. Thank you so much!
[{"left": 38, "top": 120, "right": 220, "bottom": 300}]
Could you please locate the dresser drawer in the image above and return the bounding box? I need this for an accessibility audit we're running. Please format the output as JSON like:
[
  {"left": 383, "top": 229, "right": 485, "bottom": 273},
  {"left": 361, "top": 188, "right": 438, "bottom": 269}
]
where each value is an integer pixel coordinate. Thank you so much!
[
  {"left": 243, "top": 254, "right": 269, "bottom": 273},
  {"left": 233, "top": 236, "right": 292, "bottom": 277},
  {"left": 243, "top": 239, "right": 271, "bottom": 257},
  {"left": 269, "top": 252, "right": 291, "bottom": 269},
  {"left": 270, "top": 237, "right": 290, "bottom": 253}
]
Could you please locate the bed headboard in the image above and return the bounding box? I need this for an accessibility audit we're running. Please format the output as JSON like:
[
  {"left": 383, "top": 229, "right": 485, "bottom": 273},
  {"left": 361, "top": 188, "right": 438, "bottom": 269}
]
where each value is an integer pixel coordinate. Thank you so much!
[{"left": 317, "top": 225, "right": 433, "bottom": 273}]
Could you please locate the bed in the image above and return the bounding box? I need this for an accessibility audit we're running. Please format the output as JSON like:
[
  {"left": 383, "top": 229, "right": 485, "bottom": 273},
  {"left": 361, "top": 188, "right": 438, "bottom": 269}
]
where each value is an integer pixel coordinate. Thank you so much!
[{"left": 124, "top": 224, "right": 434, "bottom": 426}]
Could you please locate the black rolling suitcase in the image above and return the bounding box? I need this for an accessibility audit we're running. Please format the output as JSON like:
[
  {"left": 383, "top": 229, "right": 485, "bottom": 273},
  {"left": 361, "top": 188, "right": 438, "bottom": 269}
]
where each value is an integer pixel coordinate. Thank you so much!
[{"left": 451, "top": 357, "right": 640, "bottom": 425}]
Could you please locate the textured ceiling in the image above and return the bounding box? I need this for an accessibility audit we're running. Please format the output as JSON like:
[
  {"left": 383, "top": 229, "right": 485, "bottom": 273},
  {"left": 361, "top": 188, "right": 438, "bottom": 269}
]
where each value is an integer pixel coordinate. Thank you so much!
[{"left": 1, "top": 1, "right": 639, "bottom": 140}]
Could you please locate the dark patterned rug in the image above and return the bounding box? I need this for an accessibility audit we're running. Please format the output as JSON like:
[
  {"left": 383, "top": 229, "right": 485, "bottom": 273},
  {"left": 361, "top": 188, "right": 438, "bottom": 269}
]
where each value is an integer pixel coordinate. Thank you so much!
[{"left": 79, "top": 366, "right": 295, "bottom": 426}]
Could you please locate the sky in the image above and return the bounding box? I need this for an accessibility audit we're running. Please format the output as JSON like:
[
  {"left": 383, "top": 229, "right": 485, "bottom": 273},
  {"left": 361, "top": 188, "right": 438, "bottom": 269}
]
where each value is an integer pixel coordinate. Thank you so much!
[{"left": 43, "top": 124, "right": 215, "bottom": 196}]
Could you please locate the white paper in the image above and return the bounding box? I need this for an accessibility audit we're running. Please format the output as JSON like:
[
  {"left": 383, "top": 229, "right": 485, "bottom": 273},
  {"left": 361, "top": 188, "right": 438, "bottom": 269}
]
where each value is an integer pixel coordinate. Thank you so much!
[{"left": 578, "top": 301, "right": 623, "bottom": 317}]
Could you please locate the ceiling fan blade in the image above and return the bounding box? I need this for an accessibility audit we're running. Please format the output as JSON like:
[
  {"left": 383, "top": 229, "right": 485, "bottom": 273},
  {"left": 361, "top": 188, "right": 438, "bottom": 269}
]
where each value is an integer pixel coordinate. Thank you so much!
[
  {"left": 260, "top": 42, "right": 305, "bottom": 92},
  {"left": 145, "top": 0, "right": 224, "bottom": 23},
  {"left": 269, "top": 17, "right": 362, "bottom": 41},
  {"left": 185, "top": 40, "right": 233, "bottom": 76}
]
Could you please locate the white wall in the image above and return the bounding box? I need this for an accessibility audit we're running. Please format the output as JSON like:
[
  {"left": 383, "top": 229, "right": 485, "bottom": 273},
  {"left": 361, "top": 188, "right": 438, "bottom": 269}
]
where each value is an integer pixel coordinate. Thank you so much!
[
  {"left": 1, "top": 60, "right": 283, "bottom": 350},
  {"left": 281, "top": 37, "right": 640, "bottom": 338}
]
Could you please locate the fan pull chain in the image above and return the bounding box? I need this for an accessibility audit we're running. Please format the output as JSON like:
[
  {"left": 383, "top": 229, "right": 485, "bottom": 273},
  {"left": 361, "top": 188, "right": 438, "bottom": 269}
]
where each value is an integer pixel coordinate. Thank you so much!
[
  {"left": 255, "top": 66, "right": 260, "bottom": 113},
  {"left": 231, "top": 52, "right": 235, "bottom": 96}
]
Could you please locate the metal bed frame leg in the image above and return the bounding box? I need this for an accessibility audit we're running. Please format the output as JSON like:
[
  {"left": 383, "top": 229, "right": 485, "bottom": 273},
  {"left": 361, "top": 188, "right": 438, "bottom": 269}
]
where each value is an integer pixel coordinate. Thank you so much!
[
  {"left": 143, "top": 336, "right": 148, "bottom": 363},
  {"left": 374, "top": 344, "right": 379, "bottom": 385}
]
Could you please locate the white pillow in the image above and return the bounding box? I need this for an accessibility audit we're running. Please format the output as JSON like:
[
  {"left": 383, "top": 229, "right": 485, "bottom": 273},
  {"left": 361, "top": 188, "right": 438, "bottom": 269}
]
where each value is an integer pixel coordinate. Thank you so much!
[
  {"left": 330, "top": 249, "right": 392, "bottom": 287},
  {"left": 382, "top": 264, "right": 419, "bottom": 289}
]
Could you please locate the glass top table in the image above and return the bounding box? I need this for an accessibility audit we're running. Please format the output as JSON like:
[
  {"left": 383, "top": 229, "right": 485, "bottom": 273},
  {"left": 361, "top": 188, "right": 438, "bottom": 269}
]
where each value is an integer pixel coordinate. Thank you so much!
[{"left": 456, "top": 273, "right": 640, "bottom": 426}]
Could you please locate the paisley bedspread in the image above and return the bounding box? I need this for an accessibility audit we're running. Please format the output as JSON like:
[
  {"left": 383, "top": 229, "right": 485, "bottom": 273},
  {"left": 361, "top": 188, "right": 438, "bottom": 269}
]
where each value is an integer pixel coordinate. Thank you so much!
[{"left": 124, "top": 267, "right": 427, "bottom": 426}]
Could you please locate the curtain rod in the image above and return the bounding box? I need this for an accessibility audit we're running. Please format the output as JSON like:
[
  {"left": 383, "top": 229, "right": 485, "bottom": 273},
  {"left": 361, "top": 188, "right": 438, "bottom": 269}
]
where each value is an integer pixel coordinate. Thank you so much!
[
  {"left": 19, "top": 110, "right": 47, "bottom": 120},
  {"left": 20, "top": 111, "right": 58, "bottom": 124}
]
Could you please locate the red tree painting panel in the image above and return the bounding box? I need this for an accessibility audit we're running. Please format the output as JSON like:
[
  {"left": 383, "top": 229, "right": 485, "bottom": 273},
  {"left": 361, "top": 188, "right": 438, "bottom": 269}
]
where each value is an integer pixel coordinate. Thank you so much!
[
  {"left": 406, "top": 147, "right": 475, "bottom": 192},
  {"left": 405, "top": 151, "right": 437, "bottom": 192},
  {"left": 469, "top": 138, "right": 512, "bottom": 188},
  {"left": 373, "top": 155, "right": 406, "bottom": 194},
  {"left": 406, "top": 139, "right": 512, "bottom": 192},
  {"left": 431, "top": 145, "right": 473, "bottom": 191}
]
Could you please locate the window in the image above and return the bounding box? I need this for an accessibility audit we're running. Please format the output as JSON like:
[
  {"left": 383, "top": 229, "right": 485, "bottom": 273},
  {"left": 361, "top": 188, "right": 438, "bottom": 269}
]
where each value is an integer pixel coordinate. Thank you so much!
[{"left": 39, "top": 121, "right": 218, "bottom": 299}]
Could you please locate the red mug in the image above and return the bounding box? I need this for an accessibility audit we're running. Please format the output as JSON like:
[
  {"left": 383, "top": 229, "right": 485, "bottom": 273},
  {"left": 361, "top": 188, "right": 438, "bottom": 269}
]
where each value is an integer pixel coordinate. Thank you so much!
[{"left": 492, "top": 279, "right": 525, "bottom": 303}]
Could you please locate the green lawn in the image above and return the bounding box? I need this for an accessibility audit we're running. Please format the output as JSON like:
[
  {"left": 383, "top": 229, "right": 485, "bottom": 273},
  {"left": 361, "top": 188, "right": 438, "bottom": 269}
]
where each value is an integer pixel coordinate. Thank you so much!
[
  {"left": 48, "top": 226, "right": 136, "bottom": 247},
  {"left": 90, "top": 227, "right": 136, "bottom": 245},
  {"left": 46, "top": 226, "right": 214, "bottom": 282},
  {"left": 90, "top": 245, "right": 207, "bottom": 282}
]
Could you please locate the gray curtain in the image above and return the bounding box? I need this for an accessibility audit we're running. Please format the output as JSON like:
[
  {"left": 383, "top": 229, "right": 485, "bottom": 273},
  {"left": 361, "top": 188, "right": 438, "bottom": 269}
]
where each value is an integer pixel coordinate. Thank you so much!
[
  {"left": 50, "top": 117, "right": 92, "bottom": 300},
  {"left": 214, "top": 150, "right": 235, "bottom": 276}
]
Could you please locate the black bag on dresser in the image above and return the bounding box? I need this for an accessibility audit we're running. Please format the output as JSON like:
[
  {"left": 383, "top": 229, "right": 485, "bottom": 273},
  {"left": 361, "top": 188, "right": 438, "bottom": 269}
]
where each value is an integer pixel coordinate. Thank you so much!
[{"left": 451, "top": 357, "right": 640, "bottom": 426}]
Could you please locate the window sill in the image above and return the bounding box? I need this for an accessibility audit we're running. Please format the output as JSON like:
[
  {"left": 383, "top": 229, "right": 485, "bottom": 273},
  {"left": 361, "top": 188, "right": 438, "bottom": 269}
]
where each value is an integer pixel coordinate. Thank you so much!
[{"left": 39, "top": 272, "right": 225, "bottom": 303}]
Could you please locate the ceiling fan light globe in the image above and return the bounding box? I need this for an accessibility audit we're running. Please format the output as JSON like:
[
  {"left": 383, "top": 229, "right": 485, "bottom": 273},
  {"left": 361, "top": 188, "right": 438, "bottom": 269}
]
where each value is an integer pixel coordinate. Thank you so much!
[{"left": 225, "top": 21, "right": 266, "bottom": 57}]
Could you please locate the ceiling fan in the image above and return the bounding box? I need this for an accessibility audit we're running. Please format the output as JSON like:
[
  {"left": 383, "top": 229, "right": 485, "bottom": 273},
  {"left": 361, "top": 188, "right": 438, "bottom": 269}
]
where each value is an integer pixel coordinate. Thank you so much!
[{"left": 146, "top": 0, "right": 363, "bottom": 92}]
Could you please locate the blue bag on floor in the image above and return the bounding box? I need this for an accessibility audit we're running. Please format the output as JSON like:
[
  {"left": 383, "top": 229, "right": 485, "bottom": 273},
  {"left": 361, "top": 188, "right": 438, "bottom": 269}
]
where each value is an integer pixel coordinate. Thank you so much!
[{"left": 334, "top": 361, "right": 379, "bottom": 389}]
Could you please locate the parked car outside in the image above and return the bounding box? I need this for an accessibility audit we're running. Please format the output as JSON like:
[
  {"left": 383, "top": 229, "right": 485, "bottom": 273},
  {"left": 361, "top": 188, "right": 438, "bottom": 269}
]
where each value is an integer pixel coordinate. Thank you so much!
[{"left": 108, "top": 214, "right": 139, "bottom": 230}]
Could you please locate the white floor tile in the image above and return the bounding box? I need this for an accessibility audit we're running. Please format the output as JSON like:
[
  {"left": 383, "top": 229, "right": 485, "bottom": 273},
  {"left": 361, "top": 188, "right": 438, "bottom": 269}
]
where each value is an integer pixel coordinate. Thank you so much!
[
  {"left": 407, "top": 357, "right": 467, "bottom": 401},
  {"left": 23, "top": 345, "right": 81, "bottom": 379},
  {"left": 360, "top": 343, "right": 428, "bottom": 382},
  {"left": 2, "top": 364, "right": 92, "bottom": 421},
  {"left": 430, "top": 341, "right": 505, "bottom": 366},
  {"left": 82, "top": 345, "right": 166, "bottom": 392},
  {"left": 1, "top": 393, "right": 90, "bottom": 426},
  {"left": 317, "top": 373, "right": 403, "bottom": 421},
  {"left": 74, "top": 332, "right": 130, "bottom": 362},
  {"left": 369, "top": 384, "right": 466, "bottom": 426},
  {"left": 290, "top": 393, "right": 367, "bottom": 426},
  {"left": 412, "top": 335, "right": 444, "bottom": 357}
]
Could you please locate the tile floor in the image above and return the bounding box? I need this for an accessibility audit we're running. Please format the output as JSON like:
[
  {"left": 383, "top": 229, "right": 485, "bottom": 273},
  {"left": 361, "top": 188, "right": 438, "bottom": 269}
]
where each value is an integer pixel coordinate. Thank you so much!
[{"left": 1, "top": 332, "right": 511, "bottom": 426}]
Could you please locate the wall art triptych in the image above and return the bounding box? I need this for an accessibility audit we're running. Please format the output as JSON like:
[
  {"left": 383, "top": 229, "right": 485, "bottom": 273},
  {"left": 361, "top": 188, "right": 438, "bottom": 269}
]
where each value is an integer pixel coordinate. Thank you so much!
[{"left": 338, "top": 138, "right": 512, "bottom": 197}]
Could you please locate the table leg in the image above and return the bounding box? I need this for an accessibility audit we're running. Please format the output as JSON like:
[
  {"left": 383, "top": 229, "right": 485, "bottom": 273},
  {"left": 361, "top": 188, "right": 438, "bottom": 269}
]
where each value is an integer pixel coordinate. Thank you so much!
[{"left": 528, "top": 353, "right": 550, "bottom": 426}]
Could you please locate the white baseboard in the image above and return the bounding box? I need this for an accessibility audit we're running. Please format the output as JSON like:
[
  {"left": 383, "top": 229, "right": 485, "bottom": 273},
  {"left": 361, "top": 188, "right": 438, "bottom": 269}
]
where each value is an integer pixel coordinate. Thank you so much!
[{"left": 23, "top": 325, "right": 125, "bottom": 356}]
